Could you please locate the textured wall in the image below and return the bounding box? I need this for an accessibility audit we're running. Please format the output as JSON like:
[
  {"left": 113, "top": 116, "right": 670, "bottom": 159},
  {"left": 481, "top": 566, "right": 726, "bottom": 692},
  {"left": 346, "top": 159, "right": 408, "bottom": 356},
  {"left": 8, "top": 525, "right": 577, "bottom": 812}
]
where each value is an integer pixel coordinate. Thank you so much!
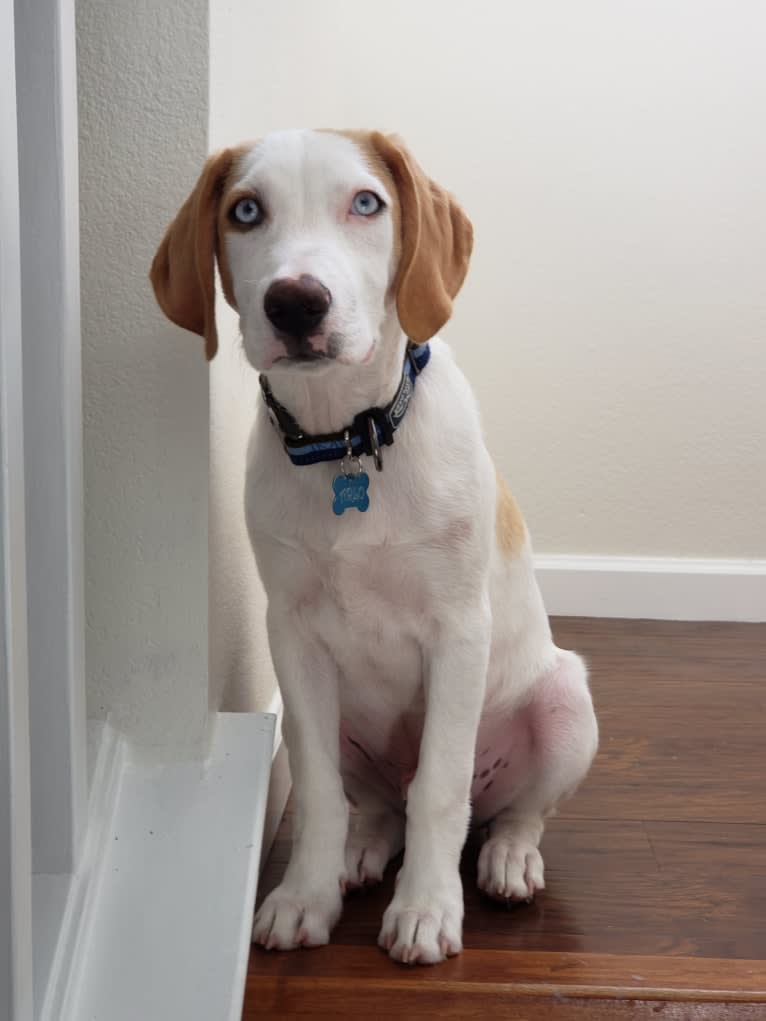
[
  {"left": 208, "top": 0, "right": 766, "bottom": 559},
  {"left": 77, "top": 0, "right": 211, "bottom": 749}
]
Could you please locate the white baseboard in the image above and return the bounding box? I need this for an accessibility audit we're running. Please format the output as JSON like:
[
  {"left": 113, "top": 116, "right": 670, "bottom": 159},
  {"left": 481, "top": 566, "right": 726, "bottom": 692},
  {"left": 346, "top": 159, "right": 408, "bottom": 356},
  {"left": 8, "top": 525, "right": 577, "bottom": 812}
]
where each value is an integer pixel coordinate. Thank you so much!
[
  {"left": 48, "top": 711, "right": 274, "bottom": 1021},
  {"left": 40, "top": 719, "right": 124, "bottom": 1021},
  {"left": 535, "top": 554, "right": 766, "bottom": 622}
]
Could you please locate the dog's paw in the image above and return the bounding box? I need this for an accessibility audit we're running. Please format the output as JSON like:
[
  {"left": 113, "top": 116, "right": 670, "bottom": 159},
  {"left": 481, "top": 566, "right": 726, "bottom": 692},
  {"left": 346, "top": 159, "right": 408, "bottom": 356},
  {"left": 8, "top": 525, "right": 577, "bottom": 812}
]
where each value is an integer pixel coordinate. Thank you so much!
[
  {"left": 344, "top": 807, "right": 405, "bottom": 891},
  {"left": 477, "top": 836, "right": 545, "bottom": 902},
  {"left": 252, "top": 880, "right": 343, "bottom": 950},
  {"left": 378, "top": 876, "right": 463, "bottom": 965},
  {"left": 344, "top": 836, "right": 389, "bottom": 890}
]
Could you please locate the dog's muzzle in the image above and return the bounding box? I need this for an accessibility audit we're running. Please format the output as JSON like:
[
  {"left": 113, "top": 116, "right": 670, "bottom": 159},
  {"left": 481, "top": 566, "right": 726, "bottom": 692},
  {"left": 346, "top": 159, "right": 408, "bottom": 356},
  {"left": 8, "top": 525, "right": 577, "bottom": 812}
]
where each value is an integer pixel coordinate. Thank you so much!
[{"left": 264, "top": 274, "right": 332, "bottom": 353}]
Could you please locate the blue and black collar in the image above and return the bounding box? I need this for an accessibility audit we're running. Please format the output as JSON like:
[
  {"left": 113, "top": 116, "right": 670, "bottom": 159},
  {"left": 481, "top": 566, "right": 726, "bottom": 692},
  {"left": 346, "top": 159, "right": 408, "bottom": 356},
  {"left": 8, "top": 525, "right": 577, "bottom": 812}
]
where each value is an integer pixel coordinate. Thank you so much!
[{"left": 259, "top": 342, "right": 430, "bottom": 471}]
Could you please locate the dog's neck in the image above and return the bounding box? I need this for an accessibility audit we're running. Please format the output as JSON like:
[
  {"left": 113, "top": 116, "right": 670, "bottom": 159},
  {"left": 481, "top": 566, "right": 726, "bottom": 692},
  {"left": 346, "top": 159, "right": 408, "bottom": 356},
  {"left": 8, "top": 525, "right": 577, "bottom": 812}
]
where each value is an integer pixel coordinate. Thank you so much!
[{"left": 264, "top": 321, "right": 409, "bottom": 437}]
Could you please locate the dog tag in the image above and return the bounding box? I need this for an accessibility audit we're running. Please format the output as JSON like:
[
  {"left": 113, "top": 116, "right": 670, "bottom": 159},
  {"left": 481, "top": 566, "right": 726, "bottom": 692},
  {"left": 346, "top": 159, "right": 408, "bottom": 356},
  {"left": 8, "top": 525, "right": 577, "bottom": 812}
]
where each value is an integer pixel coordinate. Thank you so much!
[{"left": 332, "top": 454, "right": 370, "bottom": 515}]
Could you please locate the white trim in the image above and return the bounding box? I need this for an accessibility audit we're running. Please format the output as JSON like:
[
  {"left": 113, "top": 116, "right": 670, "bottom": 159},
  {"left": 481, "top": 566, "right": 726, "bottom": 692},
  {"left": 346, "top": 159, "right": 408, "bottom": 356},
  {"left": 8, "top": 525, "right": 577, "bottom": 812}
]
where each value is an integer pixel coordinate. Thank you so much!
[
  {"left": 536, "top": 554, "right": 766, "bottom": 622},
  {"left": 1, "top": 0, "right": 34, "bottom": 1012},
  {"left": 16, "top": 0, "right": 87, "bottom": 879},
  {"left": 55, "top": 712, "right": 274, "bottom": 1021},
  {"left": 39, "top": 722, "right": 124, "bottom": 1021}
]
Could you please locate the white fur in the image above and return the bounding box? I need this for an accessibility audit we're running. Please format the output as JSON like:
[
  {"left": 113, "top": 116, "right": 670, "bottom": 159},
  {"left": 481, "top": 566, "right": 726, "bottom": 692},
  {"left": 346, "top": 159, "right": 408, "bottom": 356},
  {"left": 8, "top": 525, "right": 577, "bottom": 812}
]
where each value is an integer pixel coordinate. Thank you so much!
[
  {"left": 229, "top": 130, "right": 395, "bottom": 376},
  {"left": 232, "top": 130, "right": 598, "bottom": 964}
]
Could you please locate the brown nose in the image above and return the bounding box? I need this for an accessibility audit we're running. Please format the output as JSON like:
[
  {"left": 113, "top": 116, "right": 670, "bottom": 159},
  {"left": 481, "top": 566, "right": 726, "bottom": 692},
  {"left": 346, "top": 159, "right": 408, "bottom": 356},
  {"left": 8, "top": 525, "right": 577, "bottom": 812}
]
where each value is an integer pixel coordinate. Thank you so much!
[{"left": 263, "top": 274, "right": 331, "bottom": 338}]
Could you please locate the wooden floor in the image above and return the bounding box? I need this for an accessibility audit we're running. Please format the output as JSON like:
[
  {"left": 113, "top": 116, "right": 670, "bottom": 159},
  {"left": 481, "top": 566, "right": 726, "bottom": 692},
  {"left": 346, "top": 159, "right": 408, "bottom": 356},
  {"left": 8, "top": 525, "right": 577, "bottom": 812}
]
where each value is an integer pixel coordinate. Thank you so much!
[{"left": 245, "top": 618, "right": 766, "bottom": 1019}]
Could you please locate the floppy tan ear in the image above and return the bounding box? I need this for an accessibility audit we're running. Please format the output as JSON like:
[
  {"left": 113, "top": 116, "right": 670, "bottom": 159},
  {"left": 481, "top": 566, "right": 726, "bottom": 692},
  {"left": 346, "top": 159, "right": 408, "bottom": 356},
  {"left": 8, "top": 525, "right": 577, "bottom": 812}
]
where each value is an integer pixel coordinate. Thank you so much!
[
  {"left": 149, "top": 149, "right": 237, "bottom": 360},
  {"left": 369, "top": 132, "right": 473, "bottom": 344}
]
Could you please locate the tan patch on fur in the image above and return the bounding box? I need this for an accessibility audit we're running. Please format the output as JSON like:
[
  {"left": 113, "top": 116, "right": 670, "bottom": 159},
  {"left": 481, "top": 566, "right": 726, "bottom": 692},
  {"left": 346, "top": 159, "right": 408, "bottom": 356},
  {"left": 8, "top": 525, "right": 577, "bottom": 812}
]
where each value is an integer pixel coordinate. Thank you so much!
[
  {"left": 150, "top": 143, "right": 252, "bottom": 360},
  {"left": 495, "top": 470, "right": 526, "bottom": 557},
  {"left": 366, "top": 132, "right": 473, "bottom": 344},
  {"left": 330, "top": 130, "right": 473, "bottom": 343}
]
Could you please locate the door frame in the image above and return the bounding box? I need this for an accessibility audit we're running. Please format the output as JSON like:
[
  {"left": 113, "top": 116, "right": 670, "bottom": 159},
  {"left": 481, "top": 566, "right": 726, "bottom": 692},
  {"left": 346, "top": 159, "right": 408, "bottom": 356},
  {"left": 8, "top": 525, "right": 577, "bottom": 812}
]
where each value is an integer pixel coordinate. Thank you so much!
[
  {"left": 2, "top": 0, "right": 87, "bottom": 1015},
  {"left": 1, "top": 0, "right": 34, "bottom": 1015}
]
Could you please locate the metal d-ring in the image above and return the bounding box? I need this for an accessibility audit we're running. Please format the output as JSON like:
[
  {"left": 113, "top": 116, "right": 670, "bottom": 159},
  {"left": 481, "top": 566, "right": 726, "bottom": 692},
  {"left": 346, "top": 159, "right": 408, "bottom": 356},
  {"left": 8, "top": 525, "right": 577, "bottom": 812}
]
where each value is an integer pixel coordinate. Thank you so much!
[
  {"left": 368, "top": 417, "right": 383, "bottom": 472},
  {"left": 339, "top": 430, "right": 362, "bottom": 478}
]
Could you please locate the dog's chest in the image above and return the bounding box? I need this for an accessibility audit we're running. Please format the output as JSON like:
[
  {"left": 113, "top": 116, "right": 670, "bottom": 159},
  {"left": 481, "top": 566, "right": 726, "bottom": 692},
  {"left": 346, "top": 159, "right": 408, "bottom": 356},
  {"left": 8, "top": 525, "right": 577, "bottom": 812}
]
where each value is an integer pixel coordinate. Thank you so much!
[
  {"left": 304, "top": 543, "right": 431, "bottom": 768},
  {"left": 306, "top": 543, "right": 428, "bottom": 678}
]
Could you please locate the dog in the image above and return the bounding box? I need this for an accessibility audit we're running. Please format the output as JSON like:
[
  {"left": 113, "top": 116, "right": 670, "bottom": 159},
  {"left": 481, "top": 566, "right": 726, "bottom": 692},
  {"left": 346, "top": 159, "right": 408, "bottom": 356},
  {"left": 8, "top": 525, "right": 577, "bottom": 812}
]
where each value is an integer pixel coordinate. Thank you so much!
[{"left": 150, "top": 129, "right": 598, "bottom": 965}]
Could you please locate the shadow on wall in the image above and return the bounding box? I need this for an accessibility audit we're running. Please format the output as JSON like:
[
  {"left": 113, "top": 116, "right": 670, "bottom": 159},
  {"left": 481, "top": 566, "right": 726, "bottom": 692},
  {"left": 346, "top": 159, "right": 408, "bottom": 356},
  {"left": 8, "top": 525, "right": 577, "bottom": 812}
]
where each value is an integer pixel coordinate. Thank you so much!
[{"left": 209, "top": 302, "right": 278, "bottom": 715}]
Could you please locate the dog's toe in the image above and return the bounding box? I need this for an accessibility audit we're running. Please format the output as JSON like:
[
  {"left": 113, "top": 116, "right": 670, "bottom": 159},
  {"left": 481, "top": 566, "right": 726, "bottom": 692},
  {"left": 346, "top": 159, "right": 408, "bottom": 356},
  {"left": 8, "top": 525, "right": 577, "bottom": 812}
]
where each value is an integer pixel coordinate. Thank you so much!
[
  {"left": 477, "top": 837, "right": 545, "bottom": 902},
  {"left": 252, "top": 881, "right": 342, "bottom": 950},
  {"left": 344, "top": 839, "right": 388, "bottom": 890},
  {"left": 378, "top": 880, "right": 463, "bottom": 965}
]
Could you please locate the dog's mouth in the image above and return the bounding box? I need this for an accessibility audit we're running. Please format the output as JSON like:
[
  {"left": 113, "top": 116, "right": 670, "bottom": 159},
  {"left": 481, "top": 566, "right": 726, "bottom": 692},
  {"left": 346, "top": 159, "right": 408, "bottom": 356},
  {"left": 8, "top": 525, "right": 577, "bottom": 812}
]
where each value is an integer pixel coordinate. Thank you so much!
[
  {"left": 273, "top": 350, "right": 330, "bottom": 367},
  {"left": 268, "top": 330, "right": 345, "bottom": 370},
  {"left": 278, "top": 350, "right": 326, "bottom": 361}
]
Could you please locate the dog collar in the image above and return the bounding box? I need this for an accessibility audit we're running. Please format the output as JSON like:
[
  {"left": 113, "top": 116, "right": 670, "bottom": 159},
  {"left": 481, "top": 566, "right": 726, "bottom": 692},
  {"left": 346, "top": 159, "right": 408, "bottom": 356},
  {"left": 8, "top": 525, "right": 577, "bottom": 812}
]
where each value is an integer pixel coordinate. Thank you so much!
[{"left": 259, "top": 342, "right": 430, "bottom": 471}]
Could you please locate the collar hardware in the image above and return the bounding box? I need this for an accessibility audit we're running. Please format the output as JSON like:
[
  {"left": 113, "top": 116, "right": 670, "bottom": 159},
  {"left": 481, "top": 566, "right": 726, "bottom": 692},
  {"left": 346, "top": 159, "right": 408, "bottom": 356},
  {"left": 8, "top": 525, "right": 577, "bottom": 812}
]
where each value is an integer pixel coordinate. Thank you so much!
[
  {"left": 259, "top": 342, "right": 431, "bottom": 469},
  {"left": 367, "top": 415, "right": 383, "bottom": 472}
]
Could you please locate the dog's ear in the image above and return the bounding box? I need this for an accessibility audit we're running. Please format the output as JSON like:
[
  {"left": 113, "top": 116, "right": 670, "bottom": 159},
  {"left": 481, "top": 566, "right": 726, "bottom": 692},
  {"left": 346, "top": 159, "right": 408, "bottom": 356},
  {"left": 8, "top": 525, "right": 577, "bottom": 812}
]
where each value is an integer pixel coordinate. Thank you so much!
[
  {"left": 149, "top": 149, "right": 237, "bottom": 360},
  {"left": 370, "top": 133, "right": 473, "bottom": 344}
]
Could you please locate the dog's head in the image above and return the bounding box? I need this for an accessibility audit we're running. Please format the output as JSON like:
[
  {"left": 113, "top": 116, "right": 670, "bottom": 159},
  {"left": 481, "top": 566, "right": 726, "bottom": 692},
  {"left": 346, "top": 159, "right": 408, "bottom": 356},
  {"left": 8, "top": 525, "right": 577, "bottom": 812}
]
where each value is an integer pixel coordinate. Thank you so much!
[{"left": 150, "top": 130, "right": 473, "bottom": 370}]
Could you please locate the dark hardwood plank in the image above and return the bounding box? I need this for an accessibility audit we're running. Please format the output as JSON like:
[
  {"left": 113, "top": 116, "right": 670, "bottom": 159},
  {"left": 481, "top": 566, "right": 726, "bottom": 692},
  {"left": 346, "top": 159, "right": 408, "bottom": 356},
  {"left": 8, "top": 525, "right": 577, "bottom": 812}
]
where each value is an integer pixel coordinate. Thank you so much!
[
  {"left": 259, "top": 819, "right": 766, "bottom": 959},
  {"left": 245, "top": 996, "right": 766, "bottom": 1021},
  {"left": 246, "top": 617, "right": 766, "bottom": 1017},
  {"left": 250, "top": 946, "right": 766, "bottom": 996}
]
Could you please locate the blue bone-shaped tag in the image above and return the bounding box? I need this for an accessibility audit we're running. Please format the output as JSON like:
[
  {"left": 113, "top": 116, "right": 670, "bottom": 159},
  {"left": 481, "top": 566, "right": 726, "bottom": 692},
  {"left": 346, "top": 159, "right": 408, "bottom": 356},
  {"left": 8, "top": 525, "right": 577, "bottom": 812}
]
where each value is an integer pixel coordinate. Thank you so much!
[{"left": 332, "top": 471, "right": 370, "bottom": 515}]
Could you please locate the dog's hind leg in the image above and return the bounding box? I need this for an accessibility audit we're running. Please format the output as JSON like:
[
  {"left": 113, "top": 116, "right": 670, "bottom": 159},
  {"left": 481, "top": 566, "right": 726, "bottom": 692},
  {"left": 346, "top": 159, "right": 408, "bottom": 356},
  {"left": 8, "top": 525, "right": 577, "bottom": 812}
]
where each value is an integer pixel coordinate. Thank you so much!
[
  {"left": 343, "top": 774, "right": 405, "bottom": 891},
  {"left": 476, "top": 649, "right": 598, "bottom": 902}
]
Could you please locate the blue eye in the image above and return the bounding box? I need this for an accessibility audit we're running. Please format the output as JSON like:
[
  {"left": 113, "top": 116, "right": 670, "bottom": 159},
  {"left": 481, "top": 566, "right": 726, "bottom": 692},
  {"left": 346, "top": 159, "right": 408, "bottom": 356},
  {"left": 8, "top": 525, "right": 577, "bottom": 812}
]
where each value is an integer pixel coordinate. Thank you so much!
[
  {"left": 351, "top": 190, "right": 383, "bottom": 216},
  {"left": 231, "top": 197, "right": 263, "bottom": 226}
]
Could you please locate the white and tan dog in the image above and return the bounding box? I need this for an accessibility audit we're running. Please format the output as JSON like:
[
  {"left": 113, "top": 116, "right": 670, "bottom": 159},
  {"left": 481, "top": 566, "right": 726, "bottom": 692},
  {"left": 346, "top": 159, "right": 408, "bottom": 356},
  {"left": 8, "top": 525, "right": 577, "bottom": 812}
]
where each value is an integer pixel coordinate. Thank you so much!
[{"left": 151, "top": 129, "right": 598, "bottom": 966}]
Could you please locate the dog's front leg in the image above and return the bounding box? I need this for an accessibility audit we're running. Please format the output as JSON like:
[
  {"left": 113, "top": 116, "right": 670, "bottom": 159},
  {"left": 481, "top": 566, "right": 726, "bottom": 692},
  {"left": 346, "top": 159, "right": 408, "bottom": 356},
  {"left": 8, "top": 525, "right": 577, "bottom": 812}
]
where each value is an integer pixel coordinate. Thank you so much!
[
  {"left": 253, "top": 603, "right": 348, "bottom": 950},
  {"left": 379, "top": 599, "right": 491, "bottom": 964}
]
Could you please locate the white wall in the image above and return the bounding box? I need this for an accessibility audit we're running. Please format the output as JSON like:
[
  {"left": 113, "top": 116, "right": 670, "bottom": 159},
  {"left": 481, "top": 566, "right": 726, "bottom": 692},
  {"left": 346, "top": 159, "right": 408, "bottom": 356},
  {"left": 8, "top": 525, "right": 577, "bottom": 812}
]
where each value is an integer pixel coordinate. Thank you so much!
[
  {"left": 175, "top": 0, "right": 766, "bottom": 715},
  {"left": 210, "top": 0, "right": 766, "bottom": 571},
  {"left": 77, "top": 0, "right": 211, "bottom": 751}
]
